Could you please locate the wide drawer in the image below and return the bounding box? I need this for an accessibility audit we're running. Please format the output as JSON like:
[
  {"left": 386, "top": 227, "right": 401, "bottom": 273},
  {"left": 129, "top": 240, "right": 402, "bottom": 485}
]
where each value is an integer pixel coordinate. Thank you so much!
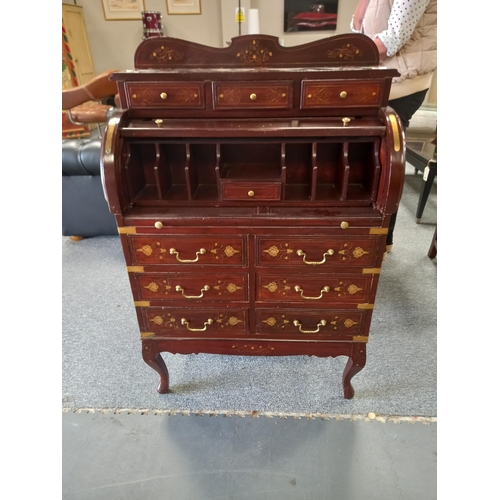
[
  {"left": 140, "top": 307, "right": 248, "bottom": 337},
  {"left": 125, "top": 82, "right": 205, "bottom": 109},
  {"left": 128, "top": 235, "right": 246, "bottom": 265},
  {"left": 256, "top": 274, "right": 374, "bottom": 305},
  {"left": 257, "top": 236, "right": 380, "bottom": 268},
  {"left": 256, "top": 309, "right": 369, "bottom": 339},
  {"left": 301, "top": 79, "right": 383, "bottom": 109},
  {"left": 213, "top": 81, "right": 293, "bottom": 109},
  {"left": 132, "top": 273, "right": 247, "bottom": 301}
]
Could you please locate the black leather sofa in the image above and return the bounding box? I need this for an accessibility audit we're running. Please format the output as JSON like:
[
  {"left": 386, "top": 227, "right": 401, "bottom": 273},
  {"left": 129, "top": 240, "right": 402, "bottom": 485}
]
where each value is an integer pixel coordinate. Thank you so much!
[{"left": 62, "top": 137, "right": 117, "bottom": 239}]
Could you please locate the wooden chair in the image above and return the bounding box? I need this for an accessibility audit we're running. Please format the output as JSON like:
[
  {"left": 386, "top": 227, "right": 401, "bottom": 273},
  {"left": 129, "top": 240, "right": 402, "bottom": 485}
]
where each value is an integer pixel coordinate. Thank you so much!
[{"left": 62, "top": 69, "right": 120, "bottom": 136}]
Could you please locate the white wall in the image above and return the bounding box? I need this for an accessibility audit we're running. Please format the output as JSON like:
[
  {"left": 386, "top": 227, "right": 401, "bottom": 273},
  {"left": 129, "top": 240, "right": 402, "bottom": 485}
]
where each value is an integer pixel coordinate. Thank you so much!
[
  {"left": 64, "top": 0, "right": 224, "bottom": 73},
  {"left": 64, "top": 1, "right": 355, "bottom": 72}
]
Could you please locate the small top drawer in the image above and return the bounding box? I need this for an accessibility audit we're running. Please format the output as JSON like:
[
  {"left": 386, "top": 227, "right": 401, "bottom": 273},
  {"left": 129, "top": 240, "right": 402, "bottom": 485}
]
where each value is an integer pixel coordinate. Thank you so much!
[
  {"left": 301, "top": 79, "right": 383, "bottom": 109},
  {"left": 213, "top": 81, "right": 293, "bottom": 109},
  {"left": 125, "top": 82, "right": 205, "bottom": 109}
]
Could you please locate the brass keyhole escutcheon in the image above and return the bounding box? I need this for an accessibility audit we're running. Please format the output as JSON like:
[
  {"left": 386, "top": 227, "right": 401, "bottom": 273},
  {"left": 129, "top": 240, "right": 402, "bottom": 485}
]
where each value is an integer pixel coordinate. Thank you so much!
[
  {"left": 340, "top": 221, "right": 349, "bottom": 229},
  {"left": 340, "top": 91, "right": 347, "bottom": 98},
  {"left": 250, "top": 93, "right": 257, "bottom": 100},
  {"left": 154, "top": 221, "right": 163, "bottom": 229},
  {"left": 160, "top": 92, "right": 168, "bottom": 99},
  {"left": 248, "top": 190, "right": 255, "bottom": 197}
]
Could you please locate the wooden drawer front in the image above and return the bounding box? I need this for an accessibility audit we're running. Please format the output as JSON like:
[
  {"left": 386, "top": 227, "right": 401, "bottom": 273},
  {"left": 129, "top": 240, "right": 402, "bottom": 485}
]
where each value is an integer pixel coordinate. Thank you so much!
[
  {"left": 214, "top": 82, "right": 293, "bottom": 109},
  {"left": 301, "top": 80, "right": 382, "bottom": 109},
  {"left": 221, "top": 181, "right": 282, "bottom": 201},
  {"left": 141, "top": 308, "right": 248, "bottom": 336},
  {"left": 256, "top": 274, "right": 372, "bottom": 305},
  {"left": 257, "top": 309, "right": 368, "bottom": 339},
  {"left": 126, "top": 82, "right": 204, "bottom": 109},
  {"left": 135, "top": 273, "right": 247, "bottom": 301},
  {"left": 258, "top": 236, "right": 379, "bottom": 268},
  {"left": 129, "top": 236, "right": 246, "bottom": 265}
]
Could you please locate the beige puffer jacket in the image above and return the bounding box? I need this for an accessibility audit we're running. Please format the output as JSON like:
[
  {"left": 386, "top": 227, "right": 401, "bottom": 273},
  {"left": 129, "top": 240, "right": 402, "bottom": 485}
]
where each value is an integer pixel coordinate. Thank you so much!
[{"left": 363, "top": 0, "right": 437, "bottom": 99}]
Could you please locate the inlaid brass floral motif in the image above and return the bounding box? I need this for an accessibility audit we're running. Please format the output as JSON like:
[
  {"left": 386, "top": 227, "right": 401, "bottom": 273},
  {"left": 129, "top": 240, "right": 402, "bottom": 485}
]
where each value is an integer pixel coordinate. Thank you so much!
[
  {"left": 327, "top": 44, "right": 362, "bottom": 60},
  {"left": 223, "top": 245, "right": 239, "bottom": 257},
  {"left": 236, "top": 40, "right": 273, "bottom": 64},
  {"left": 137, "top": 245, "right": 153, "bottom": 256},
  {"left": 131, "top": 89, "right": 154, "bottom": 104},
  {"left": 144, "top": 282, "right": 159, "bottom": 292},
  {"left": 264, "top": 282, "right": 278, "bottom": 293},
  {"left": 262, "top": 244, "right": 293, "bottom": 260},
  {"left": 150, "top": 46, "right": 184, "bottom": 62},
  {"left": 333, "top": 282, "right": 363, "bottom": 297},
  {"left": 338, "top": 244, "right": 370, "bottom": 260},
  {"left": 151, "top": 316, "right": 163, "bottom": 325}
]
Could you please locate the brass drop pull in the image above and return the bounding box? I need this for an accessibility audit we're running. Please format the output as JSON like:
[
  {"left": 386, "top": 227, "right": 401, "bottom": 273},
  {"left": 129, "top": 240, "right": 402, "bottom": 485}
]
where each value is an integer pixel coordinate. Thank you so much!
[
  {"left": 296, "top": 249, "right": 334, "bottom": 265},
  {"left": 293, "top": 319, "right": 327, "bottom": 333},
  {"left": 169, "top": 247, "right": 206, "bottom": 263},
  {"left": 175, "top": 284, "right": 210, "bottom": 299},
  {"left": 160, "top": 92, "right": 168, "bottom": 99},
  {"left": 154, "top": 221, "right": 163, "bottom": 229},
  {"left": 294, "top": 285, "right": 330, "bottom": 300},
  {"left": 340, "top": 91, "right": 347, "bottom": 98},
  {"left": 154, "top": 119, "right": 163, "bottom": 127},
  {"left": 181, "top": 317, "right": 213, "bottom": 332},
  {"left": 250, "top": 93, "right": 257, "bottom": 100},
  {"left": 247, "top": 190, "right": 255, "bottom": 197}
]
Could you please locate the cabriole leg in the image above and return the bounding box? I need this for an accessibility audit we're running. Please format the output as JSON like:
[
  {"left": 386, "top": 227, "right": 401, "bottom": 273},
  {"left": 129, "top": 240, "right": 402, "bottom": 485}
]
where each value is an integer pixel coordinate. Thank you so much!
[
  {"left": 342, "top": 344, "right": 367, "bottom": 399},
  {"left": 142, "top": 341, "right": 170, "bottom": 394}
]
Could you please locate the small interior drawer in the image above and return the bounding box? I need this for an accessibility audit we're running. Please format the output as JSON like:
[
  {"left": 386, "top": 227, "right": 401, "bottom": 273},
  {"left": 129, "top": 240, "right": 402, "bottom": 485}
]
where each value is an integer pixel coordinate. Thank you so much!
[{"left": 221, "top": 181, "right": 282, "bottom": 201}]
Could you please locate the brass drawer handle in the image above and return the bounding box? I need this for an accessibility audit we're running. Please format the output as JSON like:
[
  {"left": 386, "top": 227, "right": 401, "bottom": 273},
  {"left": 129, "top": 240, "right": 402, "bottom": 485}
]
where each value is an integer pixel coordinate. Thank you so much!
[
  {"left": 175, "top": 284, "right": 210, "bottom": 299},
  {"left": 160, "top": 92, "right": 168, "bottom": 99},
  {"left": 296, "top": 249, "right": 334, "bottom": 265},
  {"left": 293, "top": 319, "right": 327, "bottom": 334},
  {"left": 340, "top": 91, "right": 347, "bottom": 98},
  {"left": 250, "top": 93, "right": 257, "bottom": 100},
  {"left": 181, "top": 317, "right": 213, "bottom": 332},
  {"left": 294, "top": 285, "right": 330, "bottom": 300},
  {"left": 169, "top": 247, "right": 206, "bottom": 263}
]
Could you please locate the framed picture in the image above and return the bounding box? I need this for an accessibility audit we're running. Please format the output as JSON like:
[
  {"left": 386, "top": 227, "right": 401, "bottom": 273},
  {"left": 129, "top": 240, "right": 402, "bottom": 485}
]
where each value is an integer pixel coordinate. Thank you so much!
[
  {"left": 284, "top": 0, "right": 339, "bottom": 32},
  {"left": 101, "top": 0, "right": 144, "bottom": 21},
  {"left": 166, "top": 0, "right": 202, "bottom": 15}
]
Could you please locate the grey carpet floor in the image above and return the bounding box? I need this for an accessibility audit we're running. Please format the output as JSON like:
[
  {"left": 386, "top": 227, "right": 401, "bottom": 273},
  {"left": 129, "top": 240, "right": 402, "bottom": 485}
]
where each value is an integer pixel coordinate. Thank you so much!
[{"left": 62, "top": 165, "right": 437, "bottom": 416}]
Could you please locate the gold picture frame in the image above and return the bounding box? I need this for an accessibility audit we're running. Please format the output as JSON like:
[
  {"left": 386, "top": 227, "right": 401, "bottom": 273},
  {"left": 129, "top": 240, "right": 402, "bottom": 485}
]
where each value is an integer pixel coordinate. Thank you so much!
[
  {"left": 101, "top": 0, "right": 145, "bottom": 21},
  {"left": 166, "top": 0, "right": 201, "bottom": 15}
]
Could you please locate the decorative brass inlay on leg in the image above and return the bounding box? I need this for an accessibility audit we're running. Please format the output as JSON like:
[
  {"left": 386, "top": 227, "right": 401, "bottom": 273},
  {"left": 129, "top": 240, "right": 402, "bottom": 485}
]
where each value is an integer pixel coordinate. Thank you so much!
[{"left": 104, "top": 117, "right": 119, "bottom": 154}]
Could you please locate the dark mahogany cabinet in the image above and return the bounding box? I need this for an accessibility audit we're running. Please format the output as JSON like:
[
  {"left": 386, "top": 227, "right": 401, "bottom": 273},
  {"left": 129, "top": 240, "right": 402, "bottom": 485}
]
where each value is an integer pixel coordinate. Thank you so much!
[{"left": 101, "top": 34, "right": 405, "bottom": 398}]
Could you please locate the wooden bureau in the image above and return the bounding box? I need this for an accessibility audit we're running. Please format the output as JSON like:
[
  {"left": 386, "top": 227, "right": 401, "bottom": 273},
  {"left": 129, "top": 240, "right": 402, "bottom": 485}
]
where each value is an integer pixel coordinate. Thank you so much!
[{"left": 101, "top": 34, "right": 405, "bottom": 398}]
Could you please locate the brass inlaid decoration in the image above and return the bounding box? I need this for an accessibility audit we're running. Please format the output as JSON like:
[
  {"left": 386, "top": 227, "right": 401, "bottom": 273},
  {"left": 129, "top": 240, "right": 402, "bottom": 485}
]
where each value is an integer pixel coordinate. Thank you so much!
[
  {"left": 150, "top": 46, "right": 184, "bottom": 62},
  {"left": 306, "top": 87, "right": 333, "bottom": 104},
  {"left": 338, "top": 244, "right": 369, "bottom": 261},
  {"left": 369, "top": 228, "right": 389, "bottom": 234},
  {"left": 144, "top": 282, "right": 160, "bottom": 293},
  {"left": 231, "top": 344, "right": 275, "bottom": 354},
  {"left": 105, "top": 117, "right": 119, "bottom": 154},
  {"left": 263, "top": 244, "right": 293, "bottom": 260},
  {"left": 331, "top": 281, "right": 363, "bottom": 297},
  {"left": 131, "top": 88, "right": 154, "bottom": 104},
  {"left": 389, "top": 114, "right": 401, "bottom": 152},
  {"left": 118, "top": 227, "right": 136, "bottom": 234},
  {"left": 236, "top": 40, "right": 273, "bottom": 64},
  {"left": 327, "top": 43, "right": 362, "bottom": 60},
  {"left": 215, "top": 314, "right": 244, "bottom": 328},
  {"left": 262, "top": 316, "right": 290, "bottom": 329},
  {"left": 137, "top": 245, "right": 153, "bottom": 256}
]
